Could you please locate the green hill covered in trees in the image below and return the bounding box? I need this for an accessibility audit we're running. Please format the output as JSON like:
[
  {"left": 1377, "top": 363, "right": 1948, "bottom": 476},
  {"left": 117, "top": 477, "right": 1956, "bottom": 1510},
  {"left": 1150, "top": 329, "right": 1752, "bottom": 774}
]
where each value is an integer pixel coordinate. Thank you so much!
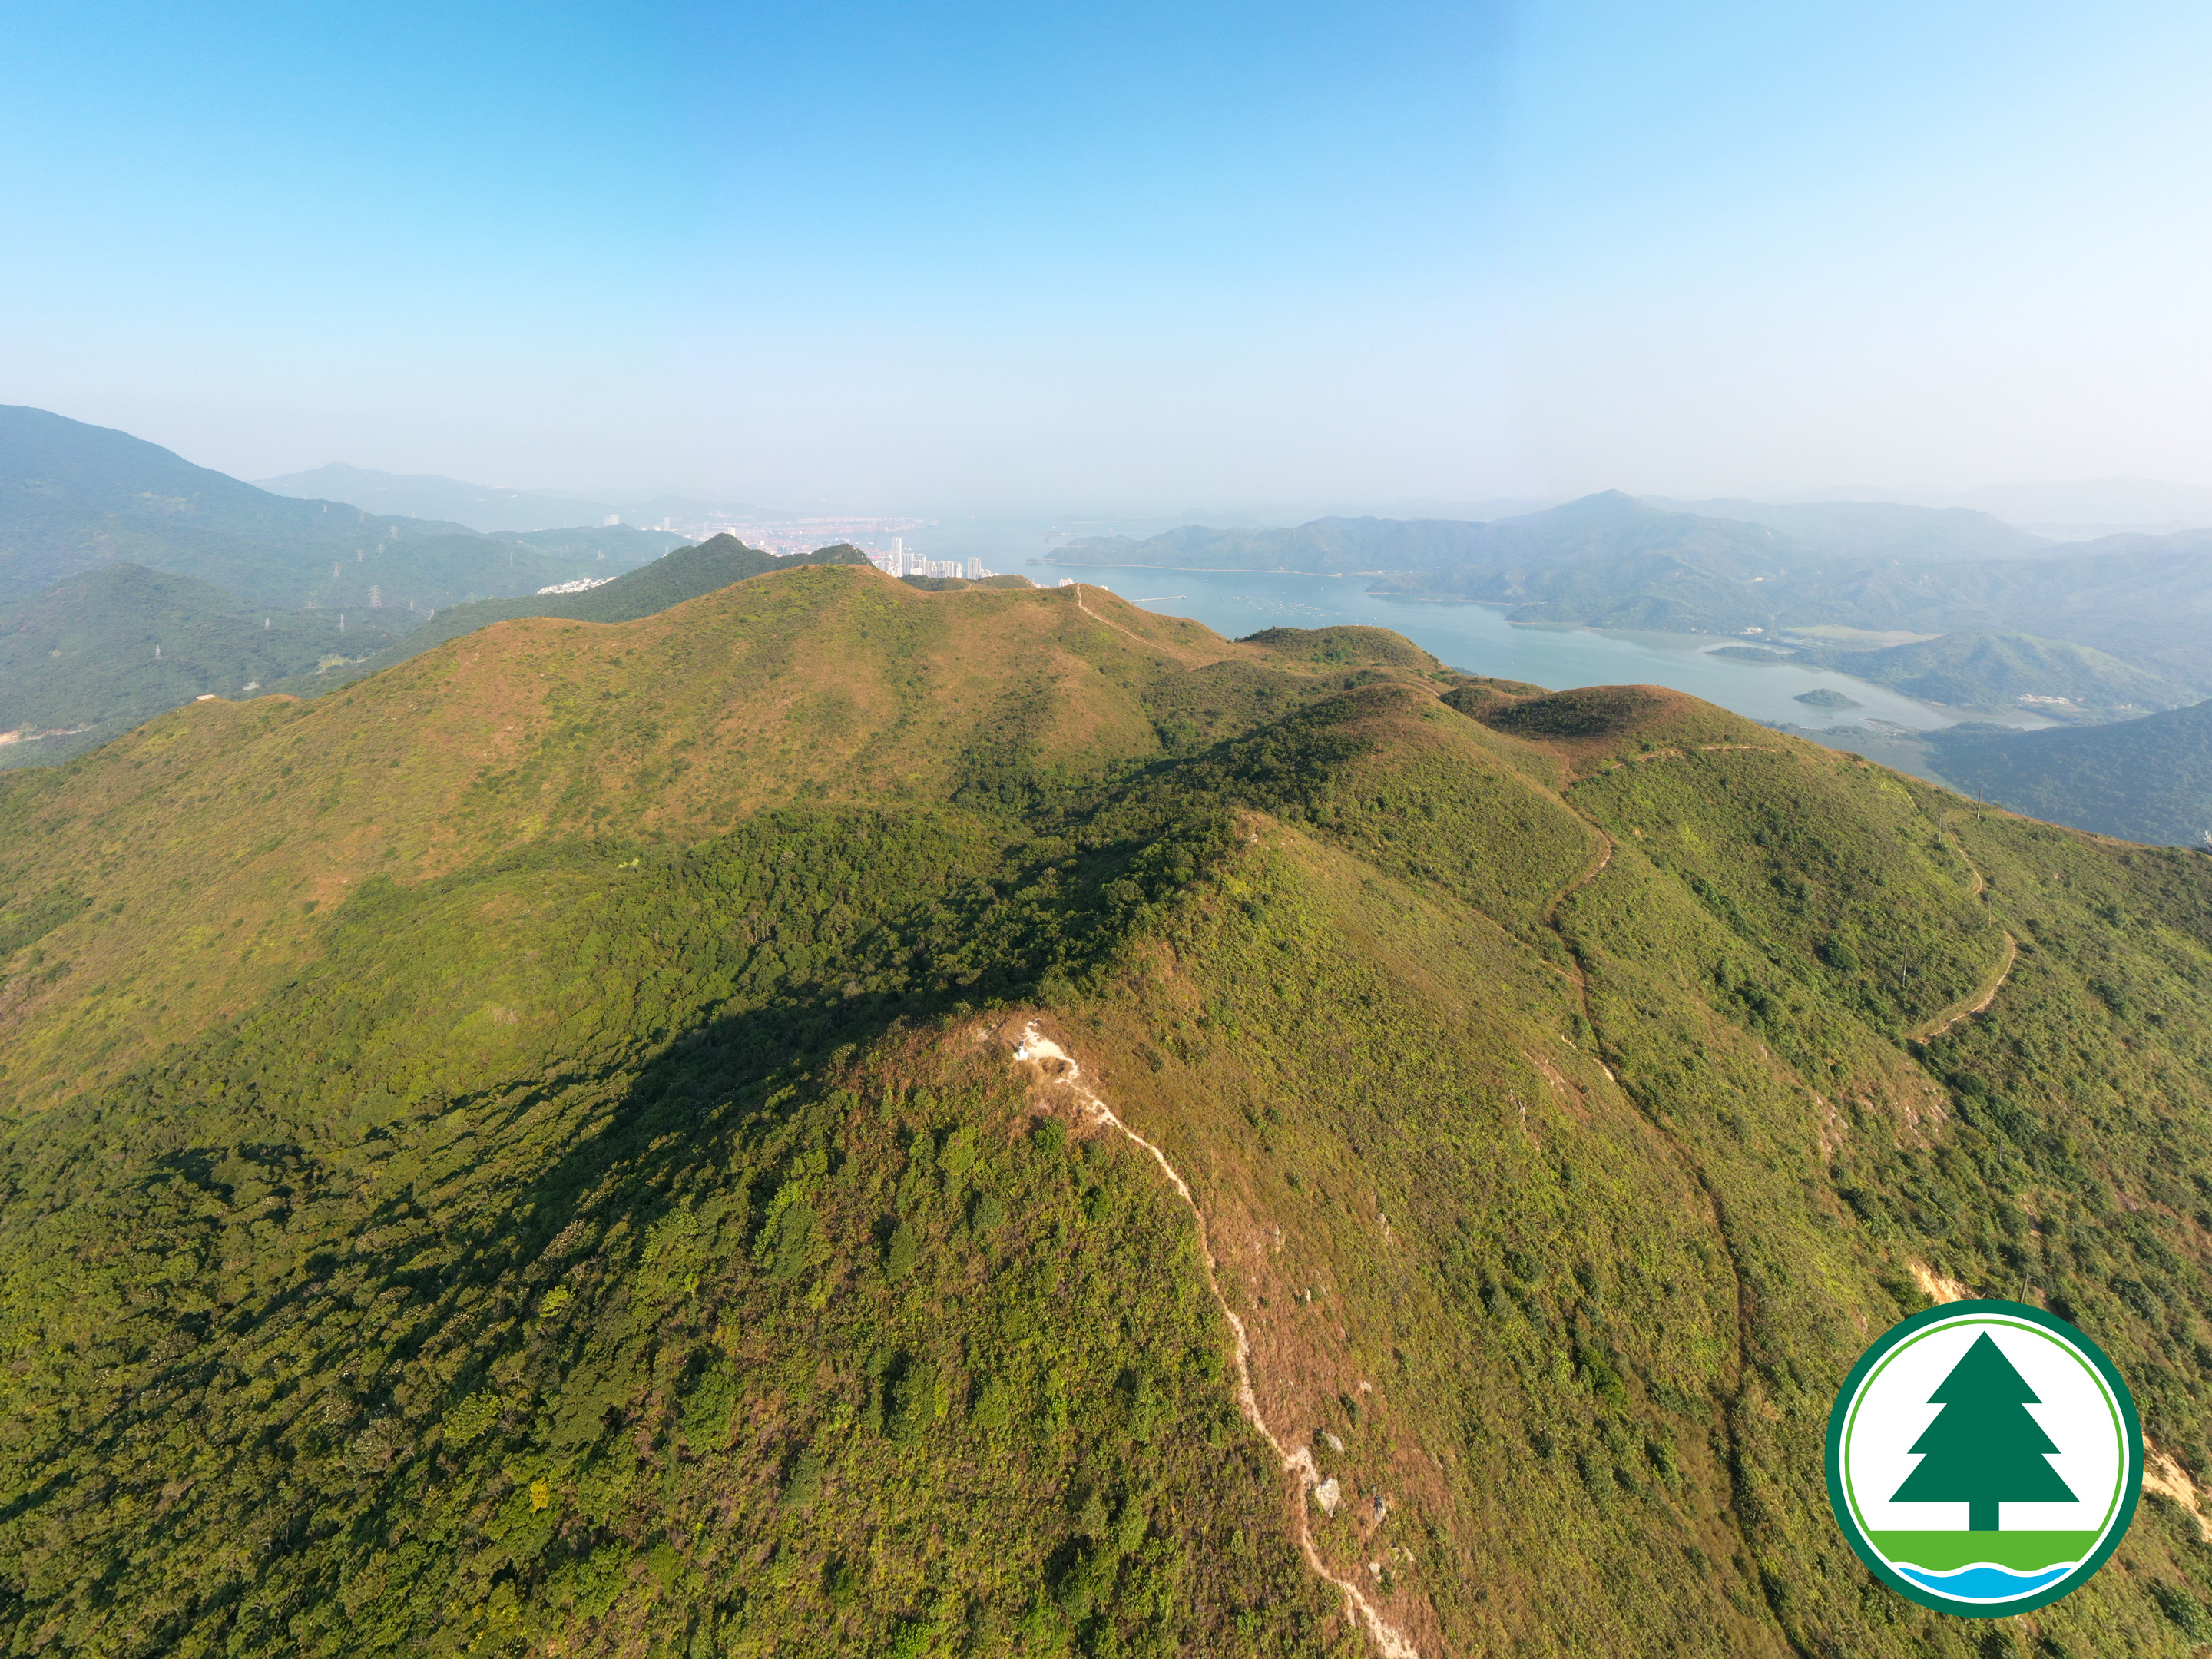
[
  {"left": 258, "top": 536, "right": 875, "bottom": 697},
  {"left": 1931, "top": 698, "right": 2212, "bottom": 846},
  {"left": 0, "top": 539, "right": 870, "bottom": 767},
  {"left": 0, "top": 563, "right": 421, "bottom": 767},
  {"left": 3, "top": 565, "right": 2212, "bottom": 1655}
]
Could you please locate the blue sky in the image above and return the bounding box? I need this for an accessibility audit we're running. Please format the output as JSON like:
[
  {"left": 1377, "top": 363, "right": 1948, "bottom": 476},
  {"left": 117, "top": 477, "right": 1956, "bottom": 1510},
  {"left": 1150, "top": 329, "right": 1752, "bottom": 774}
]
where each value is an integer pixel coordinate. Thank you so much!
[{"left": 3, "top": 1, "right": 2207, "bottom": 508}]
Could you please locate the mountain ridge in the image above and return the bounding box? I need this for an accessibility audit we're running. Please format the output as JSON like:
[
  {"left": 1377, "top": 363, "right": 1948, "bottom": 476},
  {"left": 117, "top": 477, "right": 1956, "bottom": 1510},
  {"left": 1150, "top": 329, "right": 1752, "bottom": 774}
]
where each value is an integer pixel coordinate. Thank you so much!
[
  {"left": 0, "top": 406, "right": 647, "bottom": 608},
  {"left": 6, "top": 544, "right": 2212, "bottom": 1656},
  {"left": 253, "top": 535, "right": 876, "bottom": 699}
]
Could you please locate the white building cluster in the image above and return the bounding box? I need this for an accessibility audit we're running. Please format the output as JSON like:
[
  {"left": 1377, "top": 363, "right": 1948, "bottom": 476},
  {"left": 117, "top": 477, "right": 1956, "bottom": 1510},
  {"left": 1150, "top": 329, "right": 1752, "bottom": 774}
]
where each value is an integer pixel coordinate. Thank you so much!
[{"left": 865, "top": 536, "right": 995, "bottom": 581}]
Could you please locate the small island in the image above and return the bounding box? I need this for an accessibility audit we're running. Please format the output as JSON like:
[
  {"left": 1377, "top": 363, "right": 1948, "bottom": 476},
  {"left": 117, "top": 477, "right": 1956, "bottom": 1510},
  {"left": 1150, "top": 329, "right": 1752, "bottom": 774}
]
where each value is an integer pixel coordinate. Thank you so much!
[{"left": 1795, "top": 687, "right": 1862, "bottom": 710}]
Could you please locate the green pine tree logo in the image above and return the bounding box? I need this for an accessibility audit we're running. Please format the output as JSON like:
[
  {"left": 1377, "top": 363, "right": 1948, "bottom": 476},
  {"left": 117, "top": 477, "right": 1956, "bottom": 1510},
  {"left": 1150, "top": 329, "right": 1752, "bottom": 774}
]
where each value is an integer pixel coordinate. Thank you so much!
[{"left": 1890, "top": 1332, "right": 2077, "bottom": 1531}]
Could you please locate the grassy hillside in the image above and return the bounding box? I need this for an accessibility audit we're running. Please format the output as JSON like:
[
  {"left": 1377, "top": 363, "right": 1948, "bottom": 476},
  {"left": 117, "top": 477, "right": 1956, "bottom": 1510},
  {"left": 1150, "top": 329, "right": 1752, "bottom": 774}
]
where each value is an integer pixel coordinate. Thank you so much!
[
  {"left": 1930, "top": 699, "right": 2212, "bottom": 846},
  {"left": 5, "top": 568, "right": 2212, "bottom": 1655},
  {"left": 260, "top": 538, "right": 874, "bottom": 697},
  {"left": 0, "top": 564, "right": 423, "bottom": 767},
  {"left": 0, "top": 534, "right": 787, "bottom": 768},
  {"left": 0, "top": 406, "right": 640, "bottom": 608}
]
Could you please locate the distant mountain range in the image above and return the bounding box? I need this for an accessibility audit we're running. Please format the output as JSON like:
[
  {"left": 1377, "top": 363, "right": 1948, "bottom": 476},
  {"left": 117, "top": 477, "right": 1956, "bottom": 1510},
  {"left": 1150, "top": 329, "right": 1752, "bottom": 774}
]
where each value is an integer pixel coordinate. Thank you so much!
[
  {"left": 0, "top": 407, "right": 659, "bottom": 608},
  {"left": 1758, "top": 531, "right": 2212, "bottom": 691},
  {"left": 1797, "top": 477, "right": 2212, "bottom": 535},
  {"left": 1956, "top": 476, "right": 2212, "bottom": 531},
  {"left": 250, "top": 462, "right": 618, "bottom": 533},
  {"left": 1055, "top": 491, "right": 2051, "bottom": 578},
  {"left": 1054, "top": 491, "right": 2212, "bottom": 692},
  {"left": 0, "top": 408, "right": 892, "bottom": 764},
  {"left": 1055, "top": 492, "right": 1807, "bottom": 576},
  {"left": 254, "top": 462, "right": 787, "bottom": 535},
  {"left": 1644, "top": 497, "right": 2051, "bottom": 561}
]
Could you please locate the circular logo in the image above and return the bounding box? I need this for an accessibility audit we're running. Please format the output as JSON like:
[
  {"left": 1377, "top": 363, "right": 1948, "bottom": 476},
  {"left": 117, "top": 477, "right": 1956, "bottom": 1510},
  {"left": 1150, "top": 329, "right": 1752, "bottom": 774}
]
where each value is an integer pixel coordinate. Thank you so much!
[{"left": 1827, "top": 1300, "right": 2141, "bottom": 1618}]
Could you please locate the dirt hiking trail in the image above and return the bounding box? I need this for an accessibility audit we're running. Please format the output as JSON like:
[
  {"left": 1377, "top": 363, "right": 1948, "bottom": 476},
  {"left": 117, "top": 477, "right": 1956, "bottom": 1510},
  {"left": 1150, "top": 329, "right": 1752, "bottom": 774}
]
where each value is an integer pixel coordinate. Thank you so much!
[
  {"left": 1906, "top": 813, "right": 2017, "bottom": 1041},
  {"left": 1008, "top": 1022, "right": 1422, "bottom": 1659}
]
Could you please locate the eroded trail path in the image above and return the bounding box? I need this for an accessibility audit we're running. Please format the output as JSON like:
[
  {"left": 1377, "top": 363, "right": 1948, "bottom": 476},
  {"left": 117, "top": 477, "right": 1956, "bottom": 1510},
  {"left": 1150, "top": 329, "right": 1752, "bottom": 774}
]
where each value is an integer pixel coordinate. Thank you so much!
[
  {"left": 1906, "top": 813, "right": 2017, "bottom": 1041},
  {"left": 1008, "top": 1022, "right": 1422, "bottom": 1659},
  {"left": 1908, "top": 930, "right": 2018, "bottom": 1041},
  {"left": 1065, "top": 582, "right": 1180, "bottom": 656}
]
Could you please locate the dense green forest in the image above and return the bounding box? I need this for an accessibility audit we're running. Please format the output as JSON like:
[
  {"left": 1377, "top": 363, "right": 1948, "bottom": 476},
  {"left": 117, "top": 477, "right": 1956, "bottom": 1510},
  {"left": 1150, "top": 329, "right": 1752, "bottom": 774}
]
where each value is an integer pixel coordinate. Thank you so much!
[
  {"left": 4, "top": 566, "right": 2212, "bottom": 1655},
  {"left": 0, "top": 565, "right": 418, "bottom": 766},
  {"left": 1932, "top": 699, "right": 2212, "bottom": 847}
]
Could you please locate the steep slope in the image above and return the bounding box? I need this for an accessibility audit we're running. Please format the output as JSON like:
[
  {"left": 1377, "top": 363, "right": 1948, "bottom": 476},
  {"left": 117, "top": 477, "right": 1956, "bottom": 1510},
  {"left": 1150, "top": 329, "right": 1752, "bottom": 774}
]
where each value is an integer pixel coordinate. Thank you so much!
[
  {"left": 5, "top": 574, "right": 2212, "bottom": 1657},
  {"left": 0, "top": 570, "right": 1453, "bottom": 1104},
  {"left": 1929, "top": 700, "right": 2212, "bottom": 846},
  {"left": 0, "top": 406, "right": 634, "bottom": 607},
  {"left": 0, "top": 564, "right": 422, "bottom": 766}
]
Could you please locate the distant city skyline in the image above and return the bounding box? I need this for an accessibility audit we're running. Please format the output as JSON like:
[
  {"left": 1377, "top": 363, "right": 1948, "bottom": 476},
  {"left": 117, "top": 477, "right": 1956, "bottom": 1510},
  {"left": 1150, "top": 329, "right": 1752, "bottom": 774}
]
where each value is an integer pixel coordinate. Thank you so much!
[{"left": 5, "top": 2, "right": 2208, "bottom": 508}]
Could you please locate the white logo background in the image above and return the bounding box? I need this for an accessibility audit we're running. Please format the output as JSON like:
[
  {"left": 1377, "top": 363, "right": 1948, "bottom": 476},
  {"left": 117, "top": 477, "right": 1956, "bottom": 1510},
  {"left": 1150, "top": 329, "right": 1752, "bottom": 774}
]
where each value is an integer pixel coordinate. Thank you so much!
[{"left": 1844, "top": 1316, "right": 2124, "bottom": 1535}]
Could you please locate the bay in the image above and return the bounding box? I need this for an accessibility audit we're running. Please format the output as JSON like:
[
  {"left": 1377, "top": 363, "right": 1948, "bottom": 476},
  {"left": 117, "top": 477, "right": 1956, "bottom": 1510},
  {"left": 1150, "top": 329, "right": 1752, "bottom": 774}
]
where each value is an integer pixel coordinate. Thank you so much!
[{"left": 1051, "top": 566, "right": 2039, "bottom": 737}]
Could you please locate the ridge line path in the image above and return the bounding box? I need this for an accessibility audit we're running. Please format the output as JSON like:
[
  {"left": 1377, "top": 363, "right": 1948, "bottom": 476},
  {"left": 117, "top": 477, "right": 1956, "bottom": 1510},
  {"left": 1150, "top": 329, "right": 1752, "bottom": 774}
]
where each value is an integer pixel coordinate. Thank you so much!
[
  {"left": 1065, "top": 581, "right": 1175, "bottom": 655},
  {"left": 1008, "top": 1022, "right": 1422, "bottom": 1659},
  {"left": 1906, "top": 813, "right": 2017, "bottom": 1041}
]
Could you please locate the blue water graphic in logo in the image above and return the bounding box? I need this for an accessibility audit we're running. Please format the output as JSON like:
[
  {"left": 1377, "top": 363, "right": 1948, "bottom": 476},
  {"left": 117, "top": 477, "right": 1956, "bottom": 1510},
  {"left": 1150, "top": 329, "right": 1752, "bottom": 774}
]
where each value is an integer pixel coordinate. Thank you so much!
[{"left": 1897, "top": 1564, "right": 2075, "bottom": 1600}]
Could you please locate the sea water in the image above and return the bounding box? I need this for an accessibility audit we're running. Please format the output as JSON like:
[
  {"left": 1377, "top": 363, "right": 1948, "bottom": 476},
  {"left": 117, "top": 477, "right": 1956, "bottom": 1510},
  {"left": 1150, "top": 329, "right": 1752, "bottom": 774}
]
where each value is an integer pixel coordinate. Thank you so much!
[{"left": 1060, "top": 567, "right": 2041, "bottom": 737}]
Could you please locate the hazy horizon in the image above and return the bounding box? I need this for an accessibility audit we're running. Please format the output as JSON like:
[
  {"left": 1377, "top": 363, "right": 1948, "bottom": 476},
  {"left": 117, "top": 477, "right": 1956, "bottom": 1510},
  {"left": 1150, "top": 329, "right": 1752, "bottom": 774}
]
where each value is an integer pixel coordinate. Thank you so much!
[{"left": 6, "top": 2, "right": 2210, "bottom": 512}]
